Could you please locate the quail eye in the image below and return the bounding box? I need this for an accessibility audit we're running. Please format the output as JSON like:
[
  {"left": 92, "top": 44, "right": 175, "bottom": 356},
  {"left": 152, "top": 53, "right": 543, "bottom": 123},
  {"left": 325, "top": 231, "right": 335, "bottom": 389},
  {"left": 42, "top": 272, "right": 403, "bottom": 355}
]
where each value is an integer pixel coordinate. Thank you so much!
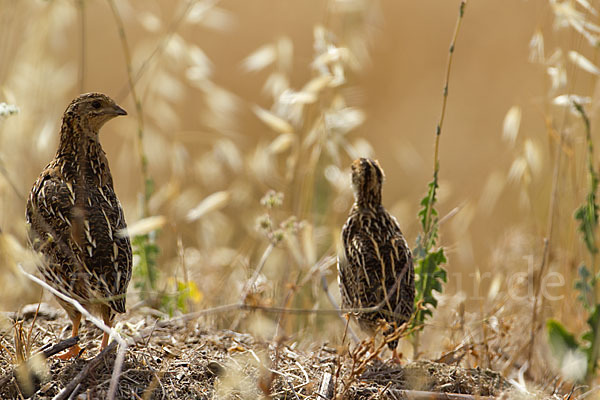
[{"left": 92, "top": 100, "right": 101, "bottom": 109}]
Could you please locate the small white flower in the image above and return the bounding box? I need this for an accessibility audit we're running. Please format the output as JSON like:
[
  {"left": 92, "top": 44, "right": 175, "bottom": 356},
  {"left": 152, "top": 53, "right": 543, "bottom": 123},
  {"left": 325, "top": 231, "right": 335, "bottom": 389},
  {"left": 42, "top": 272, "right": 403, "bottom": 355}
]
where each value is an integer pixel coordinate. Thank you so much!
[{"left": 0, "top": 102, "right": 19, "bottom": 118}]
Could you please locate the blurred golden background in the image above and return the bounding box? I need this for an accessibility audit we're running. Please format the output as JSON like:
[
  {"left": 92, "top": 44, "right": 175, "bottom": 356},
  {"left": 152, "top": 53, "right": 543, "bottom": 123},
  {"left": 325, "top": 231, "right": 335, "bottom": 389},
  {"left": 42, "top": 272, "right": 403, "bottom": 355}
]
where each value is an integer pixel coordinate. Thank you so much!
[{"left": 0, "top": 0, "right": 593, "bottom": 373}]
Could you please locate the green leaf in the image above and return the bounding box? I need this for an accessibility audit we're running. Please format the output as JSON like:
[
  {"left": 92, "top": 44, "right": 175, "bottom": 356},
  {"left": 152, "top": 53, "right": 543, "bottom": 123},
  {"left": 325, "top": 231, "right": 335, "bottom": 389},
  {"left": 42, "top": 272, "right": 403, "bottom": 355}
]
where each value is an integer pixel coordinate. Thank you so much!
[
  {"left": 413, "top": 247, "right": 447, "bottom": 328},
  {"left": 132, "top": 232, "right": 161, "bottom": 301},
  {"left": 584, "top": 306, "right": 600, "bottom": 377},
  {"left": 547, "top": 318, "right": 580, "bottom": 363},
  {"left": 584, "top": 306, "right": 600, "bottom": 347},
  {"left": 573, "top": 101, "right": 599, "bottom": 255},
  {"left": 576, "top": 264, "right": 594, "bottom": 311},
  {"left": 550, "top": 103, "right": 600, "bottom": 384},
  {"left": 417, "top": 177, "right": 440, "bottom": 242},
  {"left": 411, "top": 170, "right": 448, "bottom": 332},
  {"left": 575, "top": 195, "right": 599, "bottom": 254}
]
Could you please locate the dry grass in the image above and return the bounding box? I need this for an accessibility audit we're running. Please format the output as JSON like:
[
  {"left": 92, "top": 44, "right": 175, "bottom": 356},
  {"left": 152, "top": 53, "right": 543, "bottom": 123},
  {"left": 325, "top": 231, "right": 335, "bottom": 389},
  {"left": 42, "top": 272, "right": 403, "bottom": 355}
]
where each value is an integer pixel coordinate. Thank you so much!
[
  {"left": 0, "top": 0, "right": 599, "bottom": 398},
  {"left": 0, "top": 306, "right": 517, "bottom": 399}
]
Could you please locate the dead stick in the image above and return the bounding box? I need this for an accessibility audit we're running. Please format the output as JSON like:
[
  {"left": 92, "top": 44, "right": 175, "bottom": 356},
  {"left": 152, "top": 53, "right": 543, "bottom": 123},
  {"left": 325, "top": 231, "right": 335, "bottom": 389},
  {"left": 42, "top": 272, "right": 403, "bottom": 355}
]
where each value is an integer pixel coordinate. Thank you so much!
[
  {"left": 320, "top": 273, "right": 359, "bottom": 343},
  {"left": 356, "top": 388, "right": 494, "bottom": 399},
  {"left": 316, "top": 372, "right": 333, "bottom": 399},
  {"left": 0, "top": 372, "right": 13, "bottom": 387},
  {"left": 40, "top": 336, "right": 80, "bottom": 358},
  {"left": 53, "top": 341, "right": 117, "bottom": 400}
]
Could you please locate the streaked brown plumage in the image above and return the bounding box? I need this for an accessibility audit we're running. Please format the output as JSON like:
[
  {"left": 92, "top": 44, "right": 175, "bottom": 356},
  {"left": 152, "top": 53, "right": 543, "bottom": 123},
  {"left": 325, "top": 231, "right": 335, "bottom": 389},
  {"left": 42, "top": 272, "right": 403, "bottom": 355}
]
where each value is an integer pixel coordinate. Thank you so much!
[
  {"left": 26, "top": 93, "right": 132, "bottom": 359},
  {"left": 338, "top": 158, "right": 414, "bottom": 354}
]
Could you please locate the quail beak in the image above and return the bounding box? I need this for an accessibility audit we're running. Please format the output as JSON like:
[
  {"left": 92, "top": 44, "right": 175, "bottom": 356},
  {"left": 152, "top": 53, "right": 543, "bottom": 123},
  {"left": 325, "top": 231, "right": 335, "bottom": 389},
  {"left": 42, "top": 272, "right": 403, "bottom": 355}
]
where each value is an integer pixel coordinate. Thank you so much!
[
  {"left": 103, "top": 104, "right": 127, "bottom": 117},
  {"left": 112, "top": 104, "right": 128, "bottom": 116}
]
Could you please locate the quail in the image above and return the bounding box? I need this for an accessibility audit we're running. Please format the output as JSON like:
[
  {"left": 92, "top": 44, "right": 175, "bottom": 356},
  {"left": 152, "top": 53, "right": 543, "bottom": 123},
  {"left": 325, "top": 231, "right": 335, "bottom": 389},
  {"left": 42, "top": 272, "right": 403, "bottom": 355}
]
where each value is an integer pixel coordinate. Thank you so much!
[
  {"left": 338, "top": 157, "right": 414, "bottom": 358},
  {"left": 26, "top": 93, "right": 132, "bottom": 359}
]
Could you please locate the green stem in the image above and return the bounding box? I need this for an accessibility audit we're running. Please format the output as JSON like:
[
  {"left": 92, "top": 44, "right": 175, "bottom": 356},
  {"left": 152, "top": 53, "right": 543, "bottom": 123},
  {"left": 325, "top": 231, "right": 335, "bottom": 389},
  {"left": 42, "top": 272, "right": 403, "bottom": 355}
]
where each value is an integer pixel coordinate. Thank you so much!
[{"left": 574, "top": 102, "right": 600, "bottom": 382}]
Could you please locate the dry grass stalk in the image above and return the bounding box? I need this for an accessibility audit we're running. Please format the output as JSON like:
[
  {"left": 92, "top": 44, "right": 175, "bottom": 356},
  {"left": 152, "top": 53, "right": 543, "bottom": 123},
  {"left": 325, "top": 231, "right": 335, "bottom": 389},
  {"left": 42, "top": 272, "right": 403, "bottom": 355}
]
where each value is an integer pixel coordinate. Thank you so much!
[
  {"left": 18, "top": 265, "right": 128, "bottom": 400},
  {"left": 106, "top": 0, "right": 149, "bottom": 217},
  {"left": 53, "top": 341, "right": 118, "bottom": 400}
]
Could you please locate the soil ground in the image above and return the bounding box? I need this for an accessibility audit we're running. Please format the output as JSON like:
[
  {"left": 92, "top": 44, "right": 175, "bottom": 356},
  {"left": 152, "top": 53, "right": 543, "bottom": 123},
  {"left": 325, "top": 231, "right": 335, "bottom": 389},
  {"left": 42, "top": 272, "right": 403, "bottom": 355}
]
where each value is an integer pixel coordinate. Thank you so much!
[{"left": 0, "top": 304, "right": 540, "bottom": 399}]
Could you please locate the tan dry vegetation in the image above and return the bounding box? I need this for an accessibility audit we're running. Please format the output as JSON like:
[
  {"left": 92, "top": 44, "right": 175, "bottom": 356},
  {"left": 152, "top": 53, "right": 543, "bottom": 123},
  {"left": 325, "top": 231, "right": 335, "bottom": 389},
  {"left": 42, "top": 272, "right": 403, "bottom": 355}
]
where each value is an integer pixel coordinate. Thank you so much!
[{"left": 0, "top": 0, "right": 596, "bottom": 398}]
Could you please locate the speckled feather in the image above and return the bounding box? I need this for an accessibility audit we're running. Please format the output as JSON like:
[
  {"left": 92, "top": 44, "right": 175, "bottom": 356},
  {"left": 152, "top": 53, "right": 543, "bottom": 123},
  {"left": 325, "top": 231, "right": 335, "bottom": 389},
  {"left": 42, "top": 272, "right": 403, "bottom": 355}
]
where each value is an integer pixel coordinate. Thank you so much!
[
  {"left": 26, "top": 93, "right": 132, "bottom": 325},
  {"left": 338, "top": 158, "right": 414, "bottom": 350}
]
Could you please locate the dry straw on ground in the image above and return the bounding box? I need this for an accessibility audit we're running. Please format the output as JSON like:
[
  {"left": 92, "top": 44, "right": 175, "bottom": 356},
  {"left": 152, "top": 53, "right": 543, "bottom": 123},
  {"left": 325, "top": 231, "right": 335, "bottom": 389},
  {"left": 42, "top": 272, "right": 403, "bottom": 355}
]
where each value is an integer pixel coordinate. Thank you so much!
[{"left": 0, "top": 305, "right": 519, "bottom": 399}]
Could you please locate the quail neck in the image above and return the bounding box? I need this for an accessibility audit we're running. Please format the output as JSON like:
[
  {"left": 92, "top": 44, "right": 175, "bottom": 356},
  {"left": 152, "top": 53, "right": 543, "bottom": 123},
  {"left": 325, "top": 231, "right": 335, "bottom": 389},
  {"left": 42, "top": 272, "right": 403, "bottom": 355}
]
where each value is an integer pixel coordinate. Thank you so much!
[{"left": 351, "top": 157, "right": 384, "bottom": 209}]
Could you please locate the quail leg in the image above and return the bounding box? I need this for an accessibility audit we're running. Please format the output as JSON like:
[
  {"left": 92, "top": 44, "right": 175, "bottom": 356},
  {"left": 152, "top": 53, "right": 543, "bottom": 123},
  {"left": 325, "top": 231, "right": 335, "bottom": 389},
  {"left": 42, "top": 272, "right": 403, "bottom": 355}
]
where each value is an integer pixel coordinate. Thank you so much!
[
  {"left": 56, "top": 312, "right": 82, "bottom": 360},
  {"left": 101, "top": 309, "right": 113, "bottom": 349},
  {"left": 390, "top": 347, "right": 403, "bottom": 364}
]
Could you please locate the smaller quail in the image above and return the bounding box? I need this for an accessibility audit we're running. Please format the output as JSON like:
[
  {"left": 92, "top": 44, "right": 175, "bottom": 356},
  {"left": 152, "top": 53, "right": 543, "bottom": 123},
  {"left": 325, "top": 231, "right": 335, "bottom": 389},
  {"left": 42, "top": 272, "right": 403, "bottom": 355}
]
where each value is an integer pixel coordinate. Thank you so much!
[
  {"left": 26, "top": 93, "right": 132, "bottom": 359},
  {"left": 338, "top": 158, "right": 414, "bottom": 358}
]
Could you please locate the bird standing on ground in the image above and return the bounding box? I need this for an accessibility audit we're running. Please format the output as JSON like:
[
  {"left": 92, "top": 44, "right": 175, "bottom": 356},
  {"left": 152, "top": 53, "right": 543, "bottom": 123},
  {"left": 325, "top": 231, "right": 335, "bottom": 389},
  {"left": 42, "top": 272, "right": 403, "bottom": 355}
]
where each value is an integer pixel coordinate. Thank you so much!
[
  {"left": 26, "top": 93, "right": 132, "bottom": 359},
  {"left": 338, "top": 157, "right": 414, "bottom": 358}
]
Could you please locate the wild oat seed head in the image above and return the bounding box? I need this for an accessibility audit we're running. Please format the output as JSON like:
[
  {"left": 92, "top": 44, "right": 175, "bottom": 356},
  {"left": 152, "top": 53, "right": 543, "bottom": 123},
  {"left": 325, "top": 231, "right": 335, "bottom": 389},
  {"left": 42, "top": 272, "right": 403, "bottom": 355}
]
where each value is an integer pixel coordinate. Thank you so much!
[{"left": 568, "top": 50, "right": 600, "bottom": 75}]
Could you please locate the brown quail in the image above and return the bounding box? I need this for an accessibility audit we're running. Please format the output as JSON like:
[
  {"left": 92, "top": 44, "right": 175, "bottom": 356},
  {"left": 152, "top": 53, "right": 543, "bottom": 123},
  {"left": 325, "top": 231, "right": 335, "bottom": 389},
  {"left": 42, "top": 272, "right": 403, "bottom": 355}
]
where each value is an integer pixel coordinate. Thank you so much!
[
  {"left": 26, "top": 93, "right": 132, "bottom": 359},
  {"left": 338, "top": 158, "right": 414, "bottom": 358}
]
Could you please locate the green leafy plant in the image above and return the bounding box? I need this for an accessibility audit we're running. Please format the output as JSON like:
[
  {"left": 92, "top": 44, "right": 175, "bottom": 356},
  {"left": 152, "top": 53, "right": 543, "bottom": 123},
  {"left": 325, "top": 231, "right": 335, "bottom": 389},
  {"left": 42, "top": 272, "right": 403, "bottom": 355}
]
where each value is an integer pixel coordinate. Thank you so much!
[
  {"left": 412, "top": 176, "right": 447, "bottom": 328},
  {"left": 159, "top": 279, "right": 203, "bottom": 316},
  {"left": 546, "top": 102, "right": 600, "bottom": 383},
  {"left": 133, "top": 230, "right": 199, "bottom": 316},
  {"left": 411, "top": 0, "right": 466, "bottom": 333},
  {"left": 132, "top": 232, "right": 160, "bottom": 303},
  {"left": 131, "top": 177, "right": 161, "bottom": 304}
]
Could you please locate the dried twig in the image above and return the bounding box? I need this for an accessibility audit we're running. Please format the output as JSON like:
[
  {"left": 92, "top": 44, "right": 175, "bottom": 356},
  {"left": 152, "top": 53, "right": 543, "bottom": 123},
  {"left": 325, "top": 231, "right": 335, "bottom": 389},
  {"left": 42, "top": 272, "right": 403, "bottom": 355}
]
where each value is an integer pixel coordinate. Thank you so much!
[
  {"left": 106, "top": 0, "right": 149, "bottom": 216},
  {"left": 77, "top": 0, "right": 86, "bottom": 93},
  {"left": 317, "top": 371, "right": 334, "bottom": 399},
  {"left": 18, "top": 265, "right": 126, "bottom": 350},
  {"left": 0, "top": 336, "right": 80, "bottom": 389},
  {"left": 352, "top": 387, "right": 495, "bottom": 399},
  {"left": 0, "top": 371, "right": 14, "bottom": 388},
  {"left": 18, "top": 265, "right": 128, "bottom": 400},
  {"left": 320, "top": 272, "right": 359, "bottom": 343},
  {"left": 423, "top": 0, "right": 467, "bottom": 235},
  {"left": 230, "top": 242, "right": 275, "bottom": 330},
  {"left": 528, "top": 237, "right": 549, "bottom": 363},
  {"left": 528, "top": 119, "right": 564, "bottom": 364},
  {"left": 53, "top": 341, "right": 117, "bottom": 400},
  {"left": 40, "top": 336, "right": 80, "bottom": 359}
]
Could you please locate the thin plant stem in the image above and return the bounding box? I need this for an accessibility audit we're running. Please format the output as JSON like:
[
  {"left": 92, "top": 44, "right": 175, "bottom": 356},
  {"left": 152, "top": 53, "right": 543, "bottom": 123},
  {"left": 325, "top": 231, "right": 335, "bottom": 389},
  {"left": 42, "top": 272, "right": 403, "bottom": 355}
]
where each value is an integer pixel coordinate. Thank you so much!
[
  {"left": 77, "top": 0, "right": 86, "bottom": 93},
  {"left": 528, "top": 237, "right": 549, "bottom": 363},
  {"left": 320, "top": 272, "right": 360, "bottom": 343},
  {"left": 578, "top": 103, "right": 598, "bottom": 280},
  {"left": 230, "top": 242, "right": 275, "bottom": 330},
  {"left": 18, "top": 265, "right": 127, "bottom": 400},
  {"left": 529, "top": 129, "right": 563, "bottom": 362},
  {"left": 106, "top": 0, "right": 150, "bottom": 218},
  {"left": 424, "top": 0, "right": 467, "bottom": 237},
  {"left": 414, "top": 0, "right": 467, "bottom": 356},
  {"left": 527, "top": 9, "right": 589, "bottom": 367},
  {"left": 125, "top": 0, "right": 220, "bottom": 96},
  {"left": 573, "top": 102, "right": 600, "bottom": 383}
]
